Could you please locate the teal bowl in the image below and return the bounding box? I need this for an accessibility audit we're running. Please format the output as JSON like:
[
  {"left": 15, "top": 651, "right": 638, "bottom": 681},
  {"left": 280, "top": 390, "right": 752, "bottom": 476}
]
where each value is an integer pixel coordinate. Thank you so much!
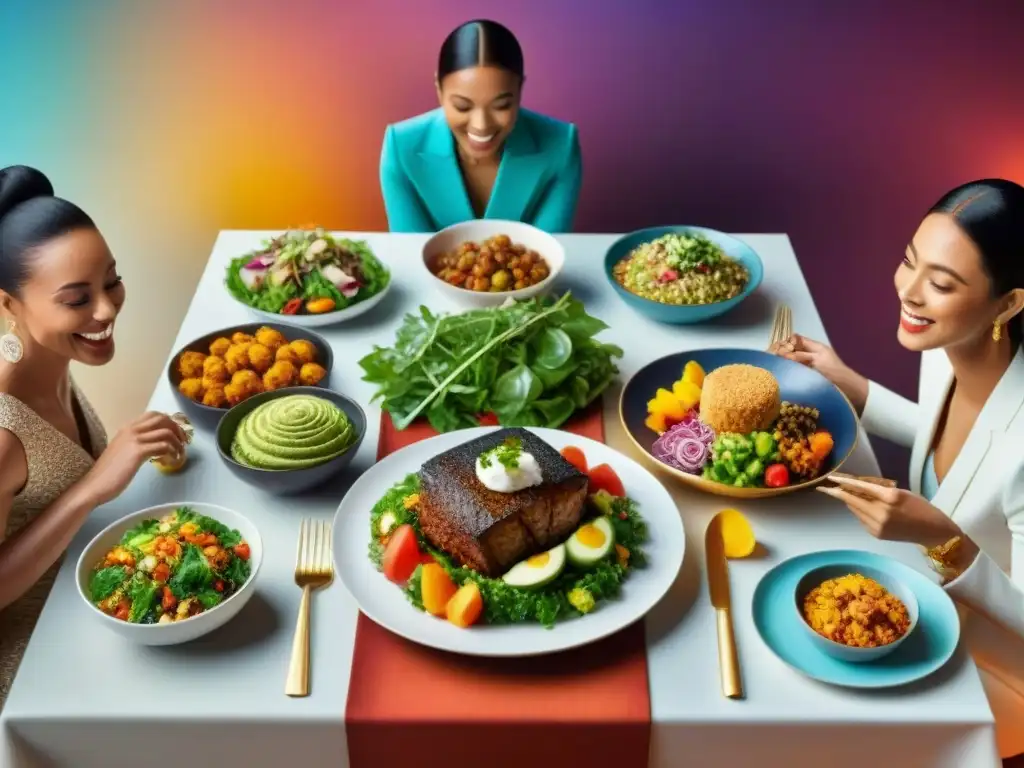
[{"left": 603, "top": 226, "right": 764, "bottom": 324}]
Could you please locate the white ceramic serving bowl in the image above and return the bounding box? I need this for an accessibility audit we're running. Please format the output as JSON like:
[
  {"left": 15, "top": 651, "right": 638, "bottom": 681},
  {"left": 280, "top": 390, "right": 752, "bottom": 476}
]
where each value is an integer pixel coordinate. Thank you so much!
[
  {"left": 794, "top": 562, "right": 920, "bottom": 663},
  {"left": 420, "top": 219, "right": 566, "bottom": 308},
  {"left": 76, "top": 501, "right": 263, "bottom": 646}
]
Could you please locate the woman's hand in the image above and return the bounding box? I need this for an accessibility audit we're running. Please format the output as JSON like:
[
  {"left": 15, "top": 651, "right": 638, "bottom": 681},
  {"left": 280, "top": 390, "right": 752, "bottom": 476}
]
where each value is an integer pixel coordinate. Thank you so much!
[
  {"left": 770, "top": 334, "right": 869, "bottom": 412},
  {"left": 83, "top": 411, "right": 189, "bottom": 505},
  {"left": 817, "top": 475, "right": 965, "bottom": 548}
]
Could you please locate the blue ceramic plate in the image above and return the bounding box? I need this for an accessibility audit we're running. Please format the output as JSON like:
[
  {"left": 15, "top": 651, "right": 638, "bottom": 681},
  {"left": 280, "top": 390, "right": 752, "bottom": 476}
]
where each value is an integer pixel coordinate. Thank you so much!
[
  {"left": 619, "top": 348, "right": 859, "bottom": 498},
  {"left": 603, "top": 226, "right": 764, "bottom": 325},
  {"left": 752, "top": 549, "right": 961, "bottom": 688}
]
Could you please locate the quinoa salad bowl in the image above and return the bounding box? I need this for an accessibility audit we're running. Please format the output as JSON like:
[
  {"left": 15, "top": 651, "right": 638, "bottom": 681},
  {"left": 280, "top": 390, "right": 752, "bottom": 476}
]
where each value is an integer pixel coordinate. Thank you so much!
[
  {"left": 603, "top": 226, "right": 763, "bottom": 325},
  {"left": 619, "top": 348, "right": 859, "bottom": 499}
]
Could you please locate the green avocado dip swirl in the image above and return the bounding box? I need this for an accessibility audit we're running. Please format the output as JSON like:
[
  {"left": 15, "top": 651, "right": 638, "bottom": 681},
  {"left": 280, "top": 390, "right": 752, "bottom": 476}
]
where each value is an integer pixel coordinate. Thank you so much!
[{"left": 230, "top": 394, "right": 356, "bottom": 470}]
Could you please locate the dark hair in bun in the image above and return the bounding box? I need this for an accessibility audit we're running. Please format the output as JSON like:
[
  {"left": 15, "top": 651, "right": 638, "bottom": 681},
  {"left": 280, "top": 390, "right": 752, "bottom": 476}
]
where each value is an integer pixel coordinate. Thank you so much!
[
  {"left": 928, "top": 178, "right": 1024, "bottom": 349},
  {"left": 0, "top": 165, "right": 95, "bottom": 296},
  {"left": 437, "top": 20, "right": 524, "bottom": 82}
]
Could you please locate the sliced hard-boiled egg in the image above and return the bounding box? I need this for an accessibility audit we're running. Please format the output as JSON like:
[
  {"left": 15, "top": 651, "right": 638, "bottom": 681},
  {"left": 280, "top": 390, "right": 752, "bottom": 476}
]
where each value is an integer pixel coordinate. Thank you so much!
[
  {"left": 565, "top": 516, "right": 615, "bottom": 568},
  {"left": 378, "top": 511, "right": 397, "bottom": 536},
  {"left": 502, "top": 544, "right": 567, "bottom": 589}
]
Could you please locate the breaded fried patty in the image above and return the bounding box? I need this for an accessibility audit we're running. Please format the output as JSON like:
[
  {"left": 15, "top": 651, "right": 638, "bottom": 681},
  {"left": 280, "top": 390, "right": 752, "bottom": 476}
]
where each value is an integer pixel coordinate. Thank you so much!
[{"left": 700, "top": 364, "right": 781, "bottom": 434}]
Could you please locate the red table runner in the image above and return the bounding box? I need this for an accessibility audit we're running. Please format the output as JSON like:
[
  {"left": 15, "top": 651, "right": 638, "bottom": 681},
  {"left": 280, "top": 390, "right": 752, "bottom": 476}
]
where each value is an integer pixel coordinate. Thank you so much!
[{"left": 345, "top": 402, "right": 651, "bottom": 768}]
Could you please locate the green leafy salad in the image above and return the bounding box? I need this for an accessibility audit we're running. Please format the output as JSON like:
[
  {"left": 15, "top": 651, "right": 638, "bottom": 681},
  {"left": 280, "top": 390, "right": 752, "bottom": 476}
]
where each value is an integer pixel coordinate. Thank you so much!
[
  {"left": 359, "top": 292, "right": 623, "bottom": 432},
  {"left": 87, "top": 507, "right": 252, "bottom": 625},
  {"left": 225, "top": 228, "right": 390, "bottom": 317},
  {"left": 369, "top": 474, "right": 648, "bottom": 629}
]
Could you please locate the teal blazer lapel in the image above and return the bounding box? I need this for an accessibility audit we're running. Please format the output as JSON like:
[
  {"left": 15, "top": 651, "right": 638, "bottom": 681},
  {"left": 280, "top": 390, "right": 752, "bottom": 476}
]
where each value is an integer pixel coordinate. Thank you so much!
[{"left": 413, "top": 111, "right": 548, "bottom": 224}]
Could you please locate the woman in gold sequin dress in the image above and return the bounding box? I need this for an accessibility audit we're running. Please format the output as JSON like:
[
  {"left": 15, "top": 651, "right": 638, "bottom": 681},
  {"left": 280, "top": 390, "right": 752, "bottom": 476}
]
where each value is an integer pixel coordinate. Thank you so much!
[{"left": 0, "top": 166, "right": 189, "bottom": 711}]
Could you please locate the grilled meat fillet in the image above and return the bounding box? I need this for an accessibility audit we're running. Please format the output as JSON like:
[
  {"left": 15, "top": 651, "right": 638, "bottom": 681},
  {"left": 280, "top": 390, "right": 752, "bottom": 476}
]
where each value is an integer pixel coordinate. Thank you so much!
[{"left": 417, "top": 428, "right": 589, "bottom": 577}]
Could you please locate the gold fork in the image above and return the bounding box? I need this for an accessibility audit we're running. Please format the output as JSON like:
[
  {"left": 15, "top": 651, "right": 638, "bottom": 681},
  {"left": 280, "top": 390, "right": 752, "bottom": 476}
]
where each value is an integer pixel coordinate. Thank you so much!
[
  {"left": 767, "top": 304, "right": 793, "bottom": 350},
  {"left": 285, "top": 518, "right": 334, "bottom": 697}
]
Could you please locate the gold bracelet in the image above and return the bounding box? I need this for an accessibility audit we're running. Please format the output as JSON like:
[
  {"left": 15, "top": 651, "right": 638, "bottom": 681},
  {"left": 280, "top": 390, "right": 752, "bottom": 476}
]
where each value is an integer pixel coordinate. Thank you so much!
[{"left": 924, "top": 535, "right": 963, "bottom": 582}]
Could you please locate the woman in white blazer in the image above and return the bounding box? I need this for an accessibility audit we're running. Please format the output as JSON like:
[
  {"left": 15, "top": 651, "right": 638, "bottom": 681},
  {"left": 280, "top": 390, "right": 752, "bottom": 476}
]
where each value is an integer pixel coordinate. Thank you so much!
[{"left": 774, "top": 179, "right": 1024, "bottom": 763}]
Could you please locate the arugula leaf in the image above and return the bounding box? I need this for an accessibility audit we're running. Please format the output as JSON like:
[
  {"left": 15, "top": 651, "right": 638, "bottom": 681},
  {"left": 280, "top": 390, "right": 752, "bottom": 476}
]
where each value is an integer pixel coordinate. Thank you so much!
[
  {"left": 168, "top": 544, "right": 215, "bottom": 599},
  {"left": 126, "top": 572, "right": 161, "bottom": 623},
  {"left": 194, "top": 515, "right": 243, "bottom": 549},
  {"left": 119, "top": 519, "right": 160, "bottom": 549},
  {"left": 196, "top": 589, "right": 223, "bottom": 609},
  {"left": 89, "top": 566, "right": 127, "bottom": 602},
  {"left": 359, "top": 293, "right": 621, "bottom": 432},
  {"left": 223, "top": 556, "right": 251, "bottom": 587}
]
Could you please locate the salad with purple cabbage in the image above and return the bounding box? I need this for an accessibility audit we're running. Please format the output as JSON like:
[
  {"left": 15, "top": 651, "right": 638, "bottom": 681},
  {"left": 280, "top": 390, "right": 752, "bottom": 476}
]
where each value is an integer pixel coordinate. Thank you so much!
[{"left": 225, "top": 229, "right": 390, "bottom": 317}]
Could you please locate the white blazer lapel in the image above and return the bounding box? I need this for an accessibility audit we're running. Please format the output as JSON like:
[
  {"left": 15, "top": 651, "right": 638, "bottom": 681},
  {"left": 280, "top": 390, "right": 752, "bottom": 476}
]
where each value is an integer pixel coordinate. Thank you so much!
[
  {"left": 909, "top": 352, "right": 953, "bottom": 496},
  {"left": 934, "top": 348, "right": 1024, "bottom": 518}
]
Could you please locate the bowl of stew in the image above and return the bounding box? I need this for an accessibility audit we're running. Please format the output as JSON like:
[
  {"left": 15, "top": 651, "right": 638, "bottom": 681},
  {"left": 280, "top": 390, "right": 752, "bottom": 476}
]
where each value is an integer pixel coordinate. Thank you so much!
[{"left": 421, "top": 219, "right": 565, "bottom": 308}]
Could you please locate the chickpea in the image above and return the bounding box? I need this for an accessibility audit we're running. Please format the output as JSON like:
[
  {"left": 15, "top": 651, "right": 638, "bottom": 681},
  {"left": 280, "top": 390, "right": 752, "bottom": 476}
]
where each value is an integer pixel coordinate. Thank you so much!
[
  {"left": 493, "top": 234, "right": 511, "bottom": 248},
  {"left": 493, "top": 250, "right": 508, "bottom": 265},
  {"left": 512, "top": 267, "right": 526, "bottom": 281},
  {"left": 530, "top": 265, "right": 548, "bottom": 281},
  {"left": 458, "top": 254, "right": 475, "bottom": 271},
  {"left": 507, "top": 256, "right": 520, "bottom": 270},
  {"left": 471, "top": 261, "right": 487, "bottom": 278},
  {"left": 478, "top": 254, "right": 494, "bottom": 275},
  {"left": 472, "top": 276, "right": 490, "bottom": 292},
  {"left": 514, "top": 279, "right": 527, "bottom": 290},
  {"left": 518, "top": 252, "right": 534, "bottom": 269},
  {"left": 479, "top": 246, "right": 491, "bottom": 259},
  {"left": 447, "top": 270, "right": 467, "bottom": 286},
  {"left": 512, "top": 243, "right": 526, "bottom": 255},
  {"left": 491, "top": 269, "right": 511, "bottom": 290}
]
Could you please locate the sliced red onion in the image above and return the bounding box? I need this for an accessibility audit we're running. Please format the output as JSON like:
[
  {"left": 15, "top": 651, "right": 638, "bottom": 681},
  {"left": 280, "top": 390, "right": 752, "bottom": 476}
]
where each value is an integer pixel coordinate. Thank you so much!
[
  {"left": 651, "top": 413, "right": 715, "bottom": 474},
  {"left": 321, "top": 263, "right": 360, "bottom": 298}
]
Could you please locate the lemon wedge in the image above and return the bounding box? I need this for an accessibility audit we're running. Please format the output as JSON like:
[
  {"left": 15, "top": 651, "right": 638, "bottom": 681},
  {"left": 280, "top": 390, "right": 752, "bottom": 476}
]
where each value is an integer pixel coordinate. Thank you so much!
[{"left": 718, "top": 508, "right": 756, "bottom": 559}]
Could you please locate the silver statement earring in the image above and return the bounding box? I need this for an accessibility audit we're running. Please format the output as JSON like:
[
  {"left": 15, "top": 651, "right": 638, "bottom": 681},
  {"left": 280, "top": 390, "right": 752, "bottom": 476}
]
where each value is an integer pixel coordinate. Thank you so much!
[{"left": 1, "top": 321, "right": 24, "bottom": 364}]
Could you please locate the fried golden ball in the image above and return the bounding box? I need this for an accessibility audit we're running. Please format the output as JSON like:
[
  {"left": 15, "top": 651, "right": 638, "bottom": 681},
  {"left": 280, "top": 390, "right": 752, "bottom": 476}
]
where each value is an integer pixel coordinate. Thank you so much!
[
  {"left": 202, "top": 386, "right": 227, "bottom": 408},
  {"left": 298, "top": 362, "right": 327, "bottom": 386},
  {"left": 247, "top": 342, "right": 274, "bottom": 374},
  {"left": 288, "top": 339, "right": 317, "bottom": 365},
  {"left": 275, "top": 344, "right": 299, "bottom": 364},
  {"left": 202, "top": 355, "right": 229, "bottom": 383},
  {"left": 231, "top": 331, "right": 254, "bottom": 345},
  {"left": 263, "top": 360, "right": 298, "bottom": 391},
  {"left": 230, "top": 369, "right": 263, "bottom": 396},
  {"left": 178, "top": 377, "right": 204, "bottom": 401},
  {"left": 255, "top": 326, "right": 286, "bottom": 351},
  {"left": 224, "top": 343, "right": 252, "bottom": 374},
  {"left": 178, "top": 351, "right": 206, "bottom": 379},
  {"left": 224, "top": 381, "right": 246, "bottom": 407},
  {"left": 208, "top": 337, "right": 232, "bottom": 357}
]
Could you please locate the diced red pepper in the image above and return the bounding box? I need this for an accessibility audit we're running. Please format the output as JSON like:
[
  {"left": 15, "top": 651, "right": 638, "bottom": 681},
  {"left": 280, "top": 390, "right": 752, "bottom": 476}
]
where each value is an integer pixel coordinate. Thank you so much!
[
  {"left": 764, "top": 464, "right": 790, "bottom": 488},
  {"left": 281, "top": 298, "right": 303, "bottom": 315}
]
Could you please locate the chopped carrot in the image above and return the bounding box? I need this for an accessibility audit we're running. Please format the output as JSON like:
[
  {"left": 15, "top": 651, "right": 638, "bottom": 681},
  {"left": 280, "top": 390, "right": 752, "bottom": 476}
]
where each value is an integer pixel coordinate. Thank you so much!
[
  {"left": 447, "top": 582, "right": 484, "bottom": 628},
  {"left": 305, "top": 297, "right": 336, "bottom": 314},
  {"left": 420, "top": 563, "right": 458, "bottom": 617},
  {"left": 560, "top": 446, "right": 589, "bottom": 474},
  {"left": 809, "top": 431, "right": 834, "bottom": 460}
]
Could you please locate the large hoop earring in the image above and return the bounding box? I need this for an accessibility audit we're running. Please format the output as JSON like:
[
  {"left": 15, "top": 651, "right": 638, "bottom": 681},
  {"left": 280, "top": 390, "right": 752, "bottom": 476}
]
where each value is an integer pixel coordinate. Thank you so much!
[
  {"left": 1, "top": 321, "right": 24, "bottom": 364},
  {"left": 993, "top": 321, "right": 1003, "bottom": 343}
]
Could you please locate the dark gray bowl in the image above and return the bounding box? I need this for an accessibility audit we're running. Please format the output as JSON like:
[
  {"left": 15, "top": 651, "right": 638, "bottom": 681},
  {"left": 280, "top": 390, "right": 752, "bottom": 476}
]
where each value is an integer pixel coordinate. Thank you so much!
[
  {"left": 215, "top": 386, "right": 365, "bottom": 495},
  {"left": 167, "top": 323, "right": 335, "bottom": 429}
]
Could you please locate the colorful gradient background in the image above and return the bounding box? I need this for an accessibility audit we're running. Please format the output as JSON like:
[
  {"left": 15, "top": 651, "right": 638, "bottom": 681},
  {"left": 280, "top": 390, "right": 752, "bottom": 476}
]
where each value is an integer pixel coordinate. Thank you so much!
[{"left": 3, "top": 0, "right": 1024, "bottom": 481}]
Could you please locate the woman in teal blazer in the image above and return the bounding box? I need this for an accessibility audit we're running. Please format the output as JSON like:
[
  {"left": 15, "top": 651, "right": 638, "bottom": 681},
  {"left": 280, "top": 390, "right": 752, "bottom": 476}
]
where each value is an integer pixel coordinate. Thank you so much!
[{"left": 379, "top": 20, "right": 582, "bottom": 234}]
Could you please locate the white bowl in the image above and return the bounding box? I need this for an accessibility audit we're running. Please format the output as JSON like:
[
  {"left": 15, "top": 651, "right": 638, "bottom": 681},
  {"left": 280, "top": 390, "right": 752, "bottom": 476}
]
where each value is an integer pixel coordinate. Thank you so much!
[
  {"left": 421, "top": 219, "right": 566, "bottom": 308},
  {"left": 76, "top": 502, "right": 263, "bottom": 645},
  {"left": 236, "top": 279, "right": 391, "bottom": 328}
]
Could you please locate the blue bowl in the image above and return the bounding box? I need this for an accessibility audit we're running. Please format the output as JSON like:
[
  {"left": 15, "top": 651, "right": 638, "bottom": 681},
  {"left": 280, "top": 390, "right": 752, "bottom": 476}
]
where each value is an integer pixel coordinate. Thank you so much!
[
  {"left": 794, "top": 562, "right": 920, "bottom": 663},
  {"left": 619, "top": 348, "right": 859, "bottom": 498},
  {"left": 603, "top": 226, "right": 764, "bottom": 325}
]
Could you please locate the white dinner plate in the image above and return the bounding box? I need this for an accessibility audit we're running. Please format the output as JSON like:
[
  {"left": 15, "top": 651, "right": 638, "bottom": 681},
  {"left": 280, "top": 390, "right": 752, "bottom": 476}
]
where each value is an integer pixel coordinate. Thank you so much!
[
  {"left": 332, "top": 426, "right": 686, "bottom": 657},
  {"left": 231, "top": 278, "right": 391, "bottom": 328}
]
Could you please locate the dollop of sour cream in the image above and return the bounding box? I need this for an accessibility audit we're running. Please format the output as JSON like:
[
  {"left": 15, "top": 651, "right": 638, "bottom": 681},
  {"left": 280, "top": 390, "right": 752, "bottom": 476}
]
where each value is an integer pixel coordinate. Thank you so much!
[{"left": 475, "top": 440, "right": 543, "bottom": 493}]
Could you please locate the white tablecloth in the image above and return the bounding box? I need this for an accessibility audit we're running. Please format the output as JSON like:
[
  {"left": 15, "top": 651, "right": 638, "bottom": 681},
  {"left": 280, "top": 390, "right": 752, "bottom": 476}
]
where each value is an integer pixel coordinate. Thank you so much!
[{"left": 0, "top": 233, "right": 1000, "bottom": 768}]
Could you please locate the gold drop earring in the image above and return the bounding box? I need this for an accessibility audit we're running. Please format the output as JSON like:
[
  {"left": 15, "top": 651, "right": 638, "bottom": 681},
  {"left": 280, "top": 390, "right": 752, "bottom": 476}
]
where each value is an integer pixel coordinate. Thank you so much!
[
  {"left": 0, "top": 320, "right": 23, "bottom": 363},
  {"left": 992, "top": 321, "right": 1002, "bottom": 343}
]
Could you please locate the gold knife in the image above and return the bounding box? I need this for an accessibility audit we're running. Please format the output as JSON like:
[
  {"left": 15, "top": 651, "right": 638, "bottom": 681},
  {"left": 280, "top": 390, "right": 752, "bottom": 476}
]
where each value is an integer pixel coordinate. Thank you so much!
[{"left": 705, "top": 512, "right": 743, "bottom": 699}]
